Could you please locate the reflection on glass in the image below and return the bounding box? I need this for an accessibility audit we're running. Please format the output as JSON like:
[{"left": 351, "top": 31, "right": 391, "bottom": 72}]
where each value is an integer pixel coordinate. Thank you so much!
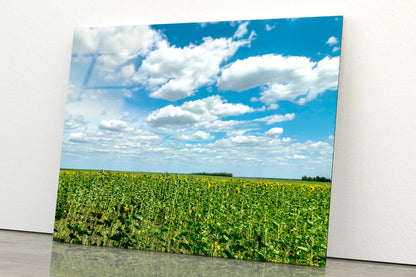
[{"left": 50, "top": 242, "right": 325, "bottom": 277}]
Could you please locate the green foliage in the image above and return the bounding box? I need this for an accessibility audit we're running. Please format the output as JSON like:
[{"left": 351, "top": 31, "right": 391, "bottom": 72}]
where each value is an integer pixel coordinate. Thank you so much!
[{"left": 54, "top": 169, "right": 331, "bottom": 266}]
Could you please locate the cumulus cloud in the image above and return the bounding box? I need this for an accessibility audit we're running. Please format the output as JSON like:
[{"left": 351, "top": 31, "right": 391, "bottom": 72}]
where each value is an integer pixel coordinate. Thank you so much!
[
  {"left": 267, "top": 104, "right": 279, "bottom": 110},
  {"left": 68, "top": 132, "right": 89, "bottom": 143},
  {"left": 65, "top": 114, "right": 86, "bottom": 129},
  {"left": 225, "top": 129, "right": 251, "bottom": 137},
  {"left": 72, "top": 28, "right": 101, "bottom": 55},
  {"left": 206, "top": 134, "right": 333, "bottom": 170},
  {"left": 65, "top": 89, "right": 124, "bottom": 121},
  {"left": 228, "top": 135, "right": 268, "bottom": 146},
  {"left": 72, "top": 26, "right": 163, "bottom": 82},
  {"left": 123, "top": 89, "right": 133, "bottom": 98},
  {"left": 265, "top": 24, "right": 275, "bottom": 31},
  {"left": 181, "top": 95, "right": 254, "bottom": 117},
  {"left": 175, "top": 131, "right": 214, "bottom": 141},
  {"left": 265, "top": 127, "right": 283, "bottom": 136},
  {"left": 72, "top": 25, "right": 162, "bottom": 55},
  {"left": 193, "top": 120, "right": 242, "bottom": 132},
  {"left": 66, "top": 84, "right": 82, "bottom": 103},
  {"left": 98, "top": 62, "right": 137, "bottom": 81},
  {"left": 96, "top": 54, "right": 133, "bottom": 71},
  {"left": 146, "top": 95, "right": 254, "bottom": 128},
  {"left": 296, "top": 140, "right": 332, "bottom": 154},
  {"left": 326, "top": 36, "right": 338, "bottom": 45},
  {"left": 233, "top": 22, "right": 249, "bottom": 38},
  {"left": 254, "top": 113, "right": 295, "bottom": 124},
  {"left": 218, "top": 54, "right": 313, "bottom": 92},
  {"left": 146, "top": 105, "right": 201, "bottom": 128},
  {"left": 287, "top": 154, "right": 308, "bottom": 160},
  {"left": 99, "top": 120, "right": 134, "bottom": 132},
  {"left": 218, "top": 54, "right": 340, "bottom": 105},
  {"left": 63, "top": 126, "right": 163, "bottom": 159},
  {"left": 134, "top": 34, "right": 253, "bottom": 101}
]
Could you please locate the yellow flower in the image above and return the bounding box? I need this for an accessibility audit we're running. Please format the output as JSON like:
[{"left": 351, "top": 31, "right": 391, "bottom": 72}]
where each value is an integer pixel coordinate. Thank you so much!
[
  {"left": 206, "top": 183, "right": 211, "bottom": 189},
  {"left": 226, "top": 193, "right": 229, "bottom": 197},
  {"left": 236, "top": 187, "right": 240, "bottom": 194}
]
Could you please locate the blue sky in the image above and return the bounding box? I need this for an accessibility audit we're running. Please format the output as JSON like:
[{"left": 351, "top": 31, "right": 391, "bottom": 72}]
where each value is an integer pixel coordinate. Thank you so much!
[{"left": 61, "top": 16, "right": 343, "bottom": 178}]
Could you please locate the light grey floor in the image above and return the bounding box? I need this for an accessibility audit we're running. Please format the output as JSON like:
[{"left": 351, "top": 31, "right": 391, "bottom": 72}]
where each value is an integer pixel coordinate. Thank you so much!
[{"left": 1, "top": 229, "right": 416, "bottom": 277}]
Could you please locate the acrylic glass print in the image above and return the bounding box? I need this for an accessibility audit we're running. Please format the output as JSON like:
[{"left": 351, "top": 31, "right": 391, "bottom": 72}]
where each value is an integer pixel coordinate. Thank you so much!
[{"left": 53, "top": 16, "right": 343, "bottom": 267}]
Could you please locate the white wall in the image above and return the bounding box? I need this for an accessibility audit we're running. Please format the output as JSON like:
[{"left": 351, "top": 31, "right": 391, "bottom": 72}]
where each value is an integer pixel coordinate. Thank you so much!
[{"left": 1, "top": 0, "right": 415, "bottom": 265}]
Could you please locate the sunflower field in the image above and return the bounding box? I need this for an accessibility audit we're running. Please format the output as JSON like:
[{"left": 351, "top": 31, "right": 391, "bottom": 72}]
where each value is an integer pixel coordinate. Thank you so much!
[{"left": 53, "top": 169, "right": 331, "bottom": 266}]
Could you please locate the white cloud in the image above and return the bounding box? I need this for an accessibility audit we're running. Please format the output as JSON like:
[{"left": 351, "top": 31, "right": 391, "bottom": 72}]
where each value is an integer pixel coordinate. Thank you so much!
[
  {"left": 69, "top": 132, "right": 89, "bottom": 143},
  {"left": 287, "top": 154, "right": 308, "bottom": 160},
  {"left": 332, "top": 46, "right": 340, "bottom": 52},
  {"left": 63, "top": 126, "right": 163, "bottom": 159},
  {"left": 218, "top": 54, "right": 340, "bottom": 105},
  {"left": 267, "top": 104, "right": 279, "bottom": 110},
  {"left": 99, "top": 120, "right": 133, "bottom": 132},
  {"left": 100, "top": 26, "right": 162, "bottom": 54},
  {"left": 66, "top": 84, "right": 82, "bottom": 103},
  {"left": 175, "top": 131, "right": 214, "bottom": 141},
  {"left": 254, "top": 113, "right": 295, "bottom": 125},
  {"left": 96, "top": 54, "right": 133, "bottom": 70},
  {"left": 146, "top": 95, "right": 254, "bottom": 128},
  {"left": 72, "top": 25, "right": 162, "bottom": 55},
  {"left": 229, "top": 135, "right": 267, "bottom": 146},
  {"left": 310, "top": 141, "right": 328, "bottom": 148},
  {"left": 265, "top": 24, "right": 275, "bottom": 31},
  {"left": 123, "top": 89, "right": 133, "bottom": 98},
  {"left": 121, "top": 64, "right": 136, "bottom": 79},
  {"left": 233, "top": 22, "right": 249, "bottom": 38},
  {"left": 66, "top": 89, "right": 124, "bottom": 121},
  {"left": 65, "top": 114, "right": 86, "bottom": 129},
  {"left": 63, "top": 117, "right": 334, "bottom": 178},
  {"left": 72, "top": 28, "right": 101, "bottom": 55},
  {"left": 134, "top": 35, "right": 253, "bottom": 101},
  {"left": 205, "top": 134, "right": 333, "bottom": 172},
  {"left": 146, "top": 105, "right": 201, "bottom": 128},
  {"left": 326, "top": 36, "right": 339, "bottom": 45},
  {"left": 297, "top": 140, "right": 332, "bottom": 154},
  {"left": 149, "top": 78, "right": 194, "bottom": 101},
  {"left": 225, "top": 129, "right": 251, "bottom": 137},
  {"left": 73, "top": 26, "right": 163, "bottom": 83},
  {"left": 193, "top": 120, "right": 242, "bottom": 132},
  {"left": 265, "top": 127, "right": 283, "bottom": 136},
  {"left": 95, "top": 57, "right": 135, "bottom": 83},
  {"left": 181, "top": 95, "right": 254, "bottom": 117},
  {"left": 218, "top": 54, "right": 314, "bottom": 92}
]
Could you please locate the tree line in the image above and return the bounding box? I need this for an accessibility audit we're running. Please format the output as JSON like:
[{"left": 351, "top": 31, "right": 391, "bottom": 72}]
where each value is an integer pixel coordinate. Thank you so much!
[
  {"left": 301, "top": 176, "right": 331, "bottom": 182},
  {"left": 192, "top": 172, "right": 233, "bottom": 177}
]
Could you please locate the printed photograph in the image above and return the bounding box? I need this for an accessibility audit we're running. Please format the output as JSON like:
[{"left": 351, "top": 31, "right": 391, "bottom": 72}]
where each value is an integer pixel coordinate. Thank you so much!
[{"left": 53, "top": 16, "right": 343, "bottom": 266}]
